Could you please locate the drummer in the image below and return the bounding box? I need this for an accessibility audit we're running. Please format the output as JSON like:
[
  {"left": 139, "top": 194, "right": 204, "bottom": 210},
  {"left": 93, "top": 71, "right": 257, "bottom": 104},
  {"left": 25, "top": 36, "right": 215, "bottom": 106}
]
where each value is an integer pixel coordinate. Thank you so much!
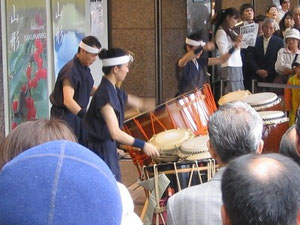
[
  {"left": 50, "top": 36, "right": 101, "bottom": 147},
  {"left": 176, "top": 31, "right": 241, "bottom": 96},
  {"left": 84, "top": 48, "right": 160, "bottom": 181}
]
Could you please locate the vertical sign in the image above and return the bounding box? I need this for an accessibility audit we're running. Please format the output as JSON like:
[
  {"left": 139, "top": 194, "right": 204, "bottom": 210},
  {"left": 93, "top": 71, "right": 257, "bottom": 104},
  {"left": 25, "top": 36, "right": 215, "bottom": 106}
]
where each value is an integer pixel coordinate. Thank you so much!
[
  {"left": 6, "top": 1, "right": 48, "bottom": 129},
  {"left": 52, "top": 0, "right": 86, "bottom": 77}
]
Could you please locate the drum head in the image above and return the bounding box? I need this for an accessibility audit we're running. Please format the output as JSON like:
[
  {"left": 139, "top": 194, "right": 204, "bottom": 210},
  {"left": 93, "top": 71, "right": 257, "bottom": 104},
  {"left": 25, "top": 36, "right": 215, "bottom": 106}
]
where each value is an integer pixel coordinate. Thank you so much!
[
  {"left": 258, "top": 111, "right": 289, "bottom": 125},
  {"left": 242, "top": 92, "right": 278, "bottom": 106},
  {"left": 179, "top": 135, "right": 211, "bottom": 160},
  {"left": 218, "top": 90, "right": 251, "bottom": 106},
  {"left": 148, "top": 129, "right": 194, "bottom": 155}
]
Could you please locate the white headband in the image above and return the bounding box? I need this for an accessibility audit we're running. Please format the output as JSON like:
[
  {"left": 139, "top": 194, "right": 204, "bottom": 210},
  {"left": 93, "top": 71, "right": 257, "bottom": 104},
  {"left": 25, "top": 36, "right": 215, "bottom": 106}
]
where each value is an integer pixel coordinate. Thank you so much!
[
  {"left": 185, "top": 37, "right": 206, "bottom": 47},
  {"left": 102, "top": 55, "right": 133, "bottom": 67},
  {"left": 79, "top": 41, "right": 101, "bottom": 54}
]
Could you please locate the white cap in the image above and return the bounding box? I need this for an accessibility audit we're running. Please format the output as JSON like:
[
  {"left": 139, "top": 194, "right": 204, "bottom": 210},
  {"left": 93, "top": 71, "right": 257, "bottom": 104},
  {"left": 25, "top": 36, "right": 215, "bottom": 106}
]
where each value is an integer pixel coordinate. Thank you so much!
[{"left": 284, "top": 28, "right": 300, "bottom": 41}]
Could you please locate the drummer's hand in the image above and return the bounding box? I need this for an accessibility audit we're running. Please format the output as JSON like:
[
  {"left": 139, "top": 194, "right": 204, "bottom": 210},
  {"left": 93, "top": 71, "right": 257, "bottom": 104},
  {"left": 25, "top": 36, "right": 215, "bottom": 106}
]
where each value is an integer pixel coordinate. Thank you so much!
[{"left": 143, "top": 143, "right": 160, "bottom": 158}]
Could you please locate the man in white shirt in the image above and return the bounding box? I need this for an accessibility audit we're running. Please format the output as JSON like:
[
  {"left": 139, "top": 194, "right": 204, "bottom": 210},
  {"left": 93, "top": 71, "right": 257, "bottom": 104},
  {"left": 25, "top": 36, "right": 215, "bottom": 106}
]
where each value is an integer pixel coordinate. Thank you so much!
[{"left": 248, "top": 18, "right": 284, "bottom": 91}]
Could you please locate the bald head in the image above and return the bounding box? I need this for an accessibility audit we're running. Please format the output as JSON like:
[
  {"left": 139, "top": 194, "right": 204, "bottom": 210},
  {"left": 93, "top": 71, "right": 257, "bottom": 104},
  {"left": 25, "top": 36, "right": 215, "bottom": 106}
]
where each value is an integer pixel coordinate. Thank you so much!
[
  {"left": 249, "top": 157, "right": 282, "bottom": 181},
  {"left": 222, "top": 153, "right": 300, "bottom": 225}
]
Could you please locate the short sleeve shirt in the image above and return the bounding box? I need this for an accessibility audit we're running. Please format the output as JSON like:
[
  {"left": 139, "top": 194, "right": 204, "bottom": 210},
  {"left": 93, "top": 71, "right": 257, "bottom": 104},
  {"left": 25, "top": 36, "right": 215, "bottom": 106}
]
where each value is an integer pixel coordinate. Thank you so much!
[
  {"left": 84, "top": 77, "right": 128, "bottom": 141},
  {"left": 50, "top": 55, "right": 94, "bottom": 109}
]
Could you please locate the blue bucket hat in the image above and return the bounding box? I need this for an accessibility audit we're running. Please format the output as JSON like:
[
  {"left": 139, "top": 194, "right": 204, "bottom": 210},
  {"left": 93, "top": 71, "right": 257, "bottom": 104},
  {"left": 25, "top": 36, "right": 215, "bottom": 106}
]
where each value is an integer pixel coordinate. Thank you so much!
[{"left": 0, "top": 140, "right": 122, "bottom": 225}]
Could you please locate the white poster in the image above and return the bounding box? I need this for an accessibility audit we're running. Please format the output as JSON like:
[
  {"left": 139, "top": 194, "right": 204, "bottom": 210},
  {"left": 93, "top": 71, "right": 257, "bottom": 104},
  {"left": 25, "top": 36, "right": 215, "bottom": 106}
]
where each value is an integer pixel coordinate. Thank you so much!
[
  {"left": 240, "top": 23, "right": 258, "bottom": 49},
  {"left": 90, "top": 1, "right": 104, "bottom": 36}
]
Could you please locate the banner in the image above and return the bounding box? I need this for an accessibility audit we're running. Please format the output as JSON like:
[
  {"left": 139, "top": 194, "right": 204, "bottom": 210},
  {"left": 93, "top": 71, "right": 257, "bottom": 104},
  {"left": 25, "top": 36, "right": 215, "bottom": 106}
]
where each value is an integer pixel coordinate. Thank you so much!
[
  {"left": 6, "top": 0, "right": 48, "bottom": 129},
  {"left": 52, "top": 0, "right": 86, "bottom": 77}
]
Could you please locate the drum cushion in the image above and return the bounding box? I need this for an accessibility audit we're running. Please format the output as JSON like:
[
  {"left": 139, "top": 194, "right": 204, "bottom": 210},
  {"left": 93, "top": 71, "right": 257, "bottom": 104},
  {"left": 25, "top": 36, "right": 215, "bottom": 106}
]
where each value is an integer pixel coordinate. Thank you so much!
[
  {"left": 179, "top": 135, "right": 211, "bottom": 160},
  {"left": 258, "top": 111, "right": 289, "bottom": 125},
  {"left": 148, "top": 129, "right": 194, "bottom": 155}
]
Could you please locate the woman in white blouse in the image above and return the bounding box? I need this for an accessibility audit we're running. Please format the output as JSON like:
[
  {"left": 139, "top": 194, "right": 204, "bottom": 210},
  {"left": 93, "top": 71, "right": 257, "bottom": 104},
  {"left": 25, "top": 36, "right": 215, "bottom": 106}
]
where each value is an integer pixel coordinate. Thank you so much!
[{"left": 213, "top": 8, "right": 243, "bottom": 93}]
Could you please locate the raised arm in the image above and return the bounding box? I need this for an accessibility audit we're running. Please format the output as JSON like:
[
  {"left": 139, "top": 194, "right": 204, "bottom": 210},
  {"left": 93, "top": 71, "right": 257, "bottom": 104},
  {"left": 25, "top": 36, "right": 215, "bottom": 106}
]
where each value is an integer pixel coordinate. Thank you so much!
[
  {"left": 127, "top": 94, "right": 156, "bottom": 112},
  {"left": 208, "top": 39, "right": 241, "bottom": 65},
  {"left": 178, "top": 42, "right": 215, "bottom": 68}
]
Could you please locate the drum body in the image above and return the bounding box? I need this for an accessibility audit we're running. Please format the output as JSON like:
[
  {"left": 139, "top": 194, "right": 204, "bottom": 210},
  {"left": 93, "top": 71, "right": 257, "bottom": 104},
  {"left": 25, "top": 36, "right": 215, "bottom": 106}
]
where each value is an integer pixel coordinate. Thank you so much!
[
  {"left": 179, "top": 135, "right": 211, "bottom": 160},
  {"left": 123, "top": 86, "right": 217, "bottom": 141},
  {"left": 258, "top": 111, "right": 289, "bottom": 153},
  {"left": 218, "top": 90, "right": 251, "bottom": 106},
  {"left": 147, "top": 129, "right": 194, "bottom": 163},
  {"left": 242, "top": 92, "right": 282, "bottom": 111},
  {"left": 145, "top": 159, "right": 216, "bottom": 193}
]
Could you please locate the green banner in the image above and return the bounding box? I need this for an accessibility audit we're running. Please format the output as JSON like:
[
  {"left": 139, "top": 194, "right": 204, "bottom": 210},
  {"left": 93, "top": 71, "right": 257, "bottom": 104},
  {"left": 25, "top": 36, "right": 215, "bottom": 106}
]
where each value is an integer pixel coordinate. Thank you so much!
[{"left": 6, "top": 0, "right": 48, "bottom": 129}]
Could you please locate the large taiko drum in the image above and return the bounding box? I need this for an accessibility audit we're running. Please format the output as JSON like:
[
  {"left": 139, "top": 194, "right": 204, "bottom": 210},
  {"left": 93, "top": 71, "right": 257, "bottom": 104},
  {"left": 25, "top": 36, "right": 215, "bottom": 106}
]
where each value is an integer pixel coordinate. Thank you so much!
[
  {"left": 242, "top": 92, "right": 282, "bottom": 111},
  {"left": 123, "top": 86, "right": 217, "bottom": 143},
  {"left": 218, "top": 90, "right": 251, "bottom": 106},
  {"left": 179, "top": 135, "right": 211, "bottom": 160},
  {"left": 147, "top": 128, "right": 194, "bottom": 163},
  {"left": 144, "top": 158, "right": 217, "bottom": 193},
  {"left": 258, "top": 111, "right": 289, "bottom": 153}
]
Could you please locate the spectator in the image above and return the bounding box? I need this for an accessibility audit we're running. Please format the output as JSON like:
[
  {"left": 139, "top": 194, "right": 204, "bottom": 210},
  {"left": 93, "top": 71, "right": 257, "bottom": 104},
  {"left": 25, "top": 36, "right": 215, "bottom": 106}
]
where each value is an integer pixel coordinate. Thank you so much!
[
  {"left": 234, "top": 3, "right": 256, "bottom": 91},
  {"left": 212, "top": 8, "right": 244, "bottom": 93},
  {"left": 248, "top": 18, "right": 284, "bottom": 91},
  {"left": 167, "top": 101, "right": 263, "bottom": 225},
  {"left": 275, "top": 11, "right": 295, "bottom": 39},
  {"left": 266, "top": 4, "right": 280, "bottom": 30},
  {"left": 285, "top": 57, "right": 300, "bottom": 126},
  {"left": 0, "top": 119, "right": 142, "bottom": 225},
  {"left": 279, "top": 125, "right": 300, "bottom": 165},
  {"left": 254, "top": 15, "right": 267, "bottom": 37},
  {"left": 278, "top": 0, "right": 291, "bottom": 21},
  {"left": 222, "top": 153, "right": 300, "bottom": 225},
  {"left": 234, "top": 3, "right": 255, "bottom": 33},
  {"left": 292, "top": 5, "right": 300, "bottom": 31},
  {"left": 0, "top": 119, "right": 77, "bottom": 168},
  {"left": 275, "top": 28, "right": 300, "bottom": 95},
  {"left": 0, "top": 140, "right": 123, "bottom": 225}
]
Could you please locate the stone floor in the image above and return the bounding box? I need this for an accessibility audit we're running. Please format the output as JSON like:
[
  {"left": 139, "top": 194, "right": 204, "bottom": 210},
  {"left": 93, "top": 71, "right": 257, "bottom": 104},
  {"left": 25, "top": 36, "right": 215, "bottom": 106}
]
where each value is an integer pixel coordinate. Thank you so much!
[{"left": 120, "top": 159, "right": 146, "bottom": 217}]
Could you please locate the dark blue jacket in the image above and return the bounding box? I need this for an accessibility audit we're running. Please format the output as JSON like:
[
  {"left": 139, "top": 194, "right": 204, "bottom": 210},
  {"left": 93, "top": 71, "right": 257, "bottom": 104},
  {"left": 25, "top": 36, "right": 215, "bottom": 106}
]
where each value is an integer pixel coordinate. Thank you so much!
[{"left": 247, "top": 35, "right": 284, "bottom": 82}]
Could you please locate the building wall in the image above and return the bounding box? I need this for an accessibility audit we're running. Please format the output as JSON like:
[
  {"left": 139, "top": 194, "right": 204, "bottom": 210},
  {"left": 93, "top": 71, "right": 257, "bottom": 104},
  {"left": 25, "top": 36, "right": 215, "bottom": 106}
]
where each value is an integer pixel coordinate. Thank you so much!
[
  {"left": 162, "top": 0, "right": 187, "bottom": 99},
  {"left": 110, "top": 0, "right": 187, "bottom": 101},
  {"left": 110, "top": 0, "right": 156, "bottom": 98}
]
